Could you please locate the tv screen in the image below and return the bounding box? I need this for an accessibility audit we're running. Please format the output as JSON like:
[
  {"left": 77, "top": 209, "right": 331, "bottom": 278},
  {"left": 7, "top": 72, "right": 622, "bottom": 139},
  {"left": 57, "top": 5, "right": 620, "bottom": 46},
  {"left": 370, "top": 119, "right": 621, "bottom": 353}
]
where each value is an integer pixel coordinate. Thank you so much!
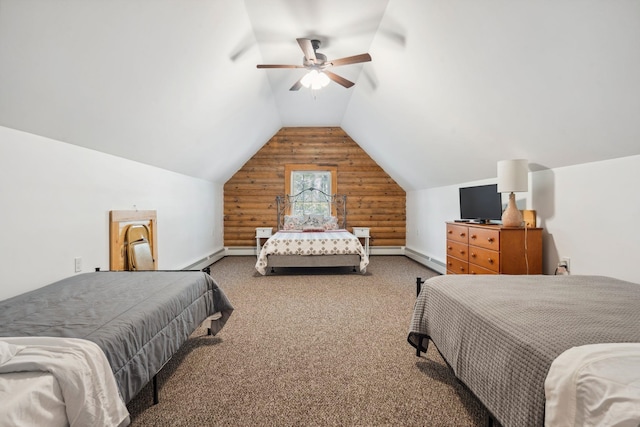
[{"left": 459, "top": 184, "right": 503, "bottom": 222}]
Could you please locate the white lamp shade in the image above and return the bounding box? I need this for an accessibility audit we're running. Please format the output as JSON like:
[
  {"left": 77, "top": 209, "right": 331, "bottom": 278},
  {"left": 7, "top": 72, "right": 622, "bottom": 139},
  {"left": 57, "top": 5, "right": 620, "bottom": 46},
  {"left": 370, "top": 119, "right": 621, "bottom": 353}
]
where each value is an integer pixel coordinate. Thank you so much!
[{"left": 497, "top": 159, "right": 529, "bottom": 193}]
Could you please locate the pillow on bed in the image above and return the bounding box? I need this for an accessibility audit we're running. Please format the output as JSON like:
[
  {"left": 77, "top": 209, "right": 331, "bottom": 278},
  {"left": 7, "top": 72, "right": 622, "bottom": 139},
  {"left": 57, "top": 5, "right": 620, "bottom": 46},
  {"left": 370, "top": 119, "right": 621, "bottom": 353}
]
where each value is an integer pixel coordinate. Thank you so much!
[
  {"left": 323, "top": 216, "right": 339, "bottom": 230},
  {"left": 283, "top": 215, "right": 305, "bottom": 230},
  {"left": 304, "top": 214, "right": 325, "bottom": 228}
]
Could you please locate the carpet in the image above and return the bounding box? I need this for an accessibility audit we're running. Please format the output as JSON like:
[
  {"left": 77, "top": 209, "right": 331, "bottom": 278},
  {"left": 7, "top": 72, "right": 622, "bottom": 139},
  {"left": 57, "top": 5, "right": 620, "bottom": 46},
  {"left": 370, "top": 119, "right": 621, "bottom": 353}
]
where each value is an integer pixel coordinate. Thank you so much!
[{"left": 126, "top": 256, "right": 489, "bottom": 426}]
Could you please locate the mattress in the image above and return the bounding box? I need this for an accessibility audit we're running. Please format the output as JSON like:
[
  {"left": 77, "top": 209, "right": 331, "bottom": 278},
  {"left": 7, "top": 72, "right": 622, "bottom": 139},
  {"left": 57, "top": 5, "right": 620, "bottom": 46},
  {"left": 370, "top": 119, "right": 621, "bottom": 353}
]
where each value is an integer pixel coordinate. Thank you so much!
[
  {"left": 255, "top": 229, "right": 369, "bottom": 275},
  {"left": 0, "top": 271, "right": 234, "bottom": 403},
  {"left": 407, "top": 274, "right": 640, "bottom": 427}
]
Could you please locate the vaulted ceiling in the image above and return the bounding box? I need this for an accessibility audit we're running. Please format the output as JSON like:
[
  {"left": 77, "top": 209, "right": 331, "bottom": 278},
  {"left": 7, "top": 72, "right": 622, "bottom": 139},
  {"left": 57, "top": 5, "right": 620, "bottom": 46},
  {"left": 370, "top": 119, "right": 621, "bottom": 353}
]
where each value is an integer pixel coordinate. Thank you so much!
[{"left": 1, "top": 0, "right": 639, "bottom": 190}]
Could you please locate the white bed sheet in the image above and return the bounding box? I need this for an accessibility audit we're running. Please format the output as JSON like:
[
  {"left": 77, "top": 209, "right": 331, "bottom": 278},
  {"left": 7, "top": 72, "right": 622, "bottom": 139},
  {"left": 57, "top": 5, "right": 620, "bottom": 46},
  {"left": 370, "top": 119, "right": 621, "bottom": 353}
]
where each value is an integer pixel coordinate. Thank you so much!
[
  {"left": 0, "top": 337, "right": 130, "bottom": 427},
  {"left": 545, "top": 343, "right": 640, "bottom": 427},
  {"left": 0, "top": 371, "right": 67, "bottom": 427}
]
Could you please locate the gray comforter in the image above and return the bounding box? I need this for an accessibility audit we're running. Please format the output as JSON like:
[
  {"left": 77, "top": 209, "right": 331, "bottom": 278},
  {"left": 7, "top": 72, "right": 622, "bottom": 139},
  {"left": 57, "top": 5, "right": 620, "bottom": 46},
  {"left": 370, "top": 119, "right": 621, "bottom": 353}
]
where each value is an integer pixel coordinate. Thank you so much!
[
  {"left": 0, "top": 271, "right": 234, "bottom": 403},
  {"left": 408, "top": 274, "right": 640, "bottom": 427}
]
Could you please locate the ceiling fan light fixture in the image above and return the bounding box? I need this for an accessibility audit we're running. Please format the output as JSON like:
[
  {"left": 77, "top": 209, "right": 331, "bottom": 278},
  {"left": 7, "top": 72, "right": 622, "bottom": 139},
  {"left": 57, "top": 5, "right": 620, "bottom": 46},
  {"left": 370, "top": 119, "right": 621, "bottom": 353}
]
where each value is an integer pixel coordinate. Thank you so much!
[
  {"left": 257, "top": 37, "right": 369, "bottom": 91},
  {"left": 301, "top": 69, "right": 330, "bottom": 90}
]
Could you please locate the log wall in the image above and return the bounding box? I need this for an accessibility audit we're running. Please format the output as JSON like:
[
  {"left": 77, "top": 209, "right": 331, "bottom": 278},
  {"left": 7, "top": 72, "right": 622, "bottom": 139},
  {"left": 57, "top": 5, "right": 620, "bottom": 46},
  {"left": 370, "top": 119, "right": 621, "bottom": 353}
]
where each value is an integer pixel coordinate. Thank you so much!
[{"left": 223, "top": 127, "right": 406, "bottom": 247}]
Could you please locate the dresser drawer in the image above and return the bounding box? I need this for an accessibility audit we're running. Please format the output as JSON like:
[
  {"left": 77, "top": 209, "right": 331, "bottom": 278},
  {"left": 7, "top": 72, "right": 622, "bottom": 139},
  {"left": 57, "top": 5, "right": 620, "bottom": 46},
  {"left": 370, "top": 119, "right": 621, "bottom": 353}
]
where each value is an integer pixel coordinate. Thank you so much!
[
  {"left": 446, "top": 256, "right": 468, "bottom": 274},
  {"left": 446, "top": 224, "right": 469, "bottom": 244},
  {"left": 469, "top": 246, "right": 500, "bottom": 273},
  {"left": 469, "top": 263, "right": 499, "bottom": 275},
  {"left": 469, "top": 227, "right": 500, "bottom": 250},
  {"left": 446, "top": 240, "right": 469, "bottom": 261}
]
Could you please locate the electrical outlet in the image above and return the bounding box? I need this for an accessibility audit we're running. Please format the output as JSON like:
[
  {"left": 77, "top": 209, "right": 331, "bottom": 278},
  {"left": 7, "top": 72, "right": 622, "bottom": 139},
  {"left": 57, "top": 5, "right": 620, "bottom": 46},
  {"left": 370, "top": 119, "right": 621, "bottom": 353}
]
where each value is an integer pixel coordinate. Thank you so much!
[
  {"left": 560, "top": 257, "right": 571, "bottom": 274},
  {"left": 74, "top": 257, "right": 82, "bottom": 273}
]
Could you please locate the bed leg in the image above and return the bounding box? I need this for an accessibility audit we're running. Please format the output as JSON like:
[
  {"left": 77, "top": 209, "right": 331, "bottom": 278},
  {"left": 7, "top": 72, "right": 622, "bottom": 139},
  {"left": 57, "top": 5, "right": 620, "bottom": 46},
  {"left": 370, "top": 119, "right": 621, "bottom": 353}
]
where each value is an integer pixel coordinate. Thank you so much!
[
  {"left": 416, "top": 335, "right": 428, "bottom": 357},
  {"left": 203, "top": 266, "right": 211, "bottom": 275},
  {"left": 152, "top": 374, "right": 159, "bottom": 405},
  {"left": 416, "top": 277, "right": 425, "bottom": 297},
  {"left": 487, "top": 414, "right": 495, "bottom": 427}
]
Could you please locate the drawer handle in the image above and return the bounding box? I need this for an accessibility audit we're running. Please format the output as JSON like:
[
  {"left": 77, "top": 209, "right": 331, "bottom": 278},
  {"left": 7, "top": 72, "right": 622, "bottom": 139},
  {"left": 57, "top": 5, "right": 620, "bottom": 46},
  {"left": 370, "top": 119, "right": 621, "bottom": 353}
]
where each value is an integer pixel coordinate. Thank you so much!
[
  {"left": 471, "top": 234, "right": 477, "bottom": 240},
  {"left": 487, "top": 258, "right": 494, "bottom": 264},
  {"left": 448, "top": 230, "right": 452, "bottom": 234},
  {"left": 471, "top": 252, "right": 476, "bottom": 258},
  {"left": 487, "top": 237, "right": 494, "bottom": 243},
  {"left": 459, "top": 250, "right": 465, "bottom": 255},
  {"left": 459, "top": 267, "right": 465, "bottom": 272},
  {"left": 460, "top": 232, "right": 466, "bottom": 237}
]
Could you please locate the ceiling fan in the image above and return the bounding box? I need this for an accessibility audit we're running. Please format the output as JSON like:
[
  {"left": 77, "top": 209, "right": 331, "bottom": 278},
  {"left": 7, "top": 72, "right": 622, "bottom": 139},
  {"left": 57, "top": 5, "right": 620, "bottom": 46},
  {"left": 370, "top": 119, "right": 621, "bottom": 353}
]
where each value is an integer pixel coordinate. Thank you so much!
[{"left": 257, "top": 38, "right": 372, "bottom": 91}]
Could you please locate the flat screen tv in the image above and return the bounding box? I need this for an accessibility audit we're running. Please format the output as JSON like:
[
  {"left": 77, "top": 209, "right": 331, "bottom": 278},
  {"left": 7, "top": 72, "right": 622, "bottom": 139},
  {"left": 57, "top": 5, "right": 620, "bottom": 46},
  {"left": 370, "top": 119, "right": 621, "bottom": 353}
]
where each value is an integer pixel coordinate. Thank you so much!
[{"left": 459, "top": 184, "right": 503, "bottom": 223}]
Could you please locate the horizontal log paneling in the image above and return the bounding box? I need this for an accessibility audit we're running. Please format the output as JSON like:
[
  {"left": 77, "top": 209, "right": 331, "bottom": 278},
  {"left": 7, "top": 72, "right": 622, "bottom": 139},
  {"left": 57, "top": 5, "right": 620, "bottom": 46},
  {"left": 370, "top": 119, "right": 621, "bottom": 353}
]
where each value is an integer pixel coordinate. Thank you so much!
[{"left": 224, "top": 127, "right": 406, "bottom": 247}]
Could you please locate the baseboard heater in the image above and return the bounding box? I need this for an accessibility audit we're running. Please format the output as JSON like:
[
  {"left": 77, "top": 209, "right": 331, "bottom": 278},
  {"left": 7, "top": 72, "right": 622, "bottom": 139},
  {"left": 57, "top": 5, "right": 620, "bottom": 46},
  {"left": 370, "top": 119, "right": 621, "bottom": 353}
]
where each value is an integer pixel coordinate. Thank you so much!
[
  {"left": 183, "top": 249, "right": 225, "bottom": 272},
  {"left": 404, "top": 247, "right": 446, "bottom": 274}
]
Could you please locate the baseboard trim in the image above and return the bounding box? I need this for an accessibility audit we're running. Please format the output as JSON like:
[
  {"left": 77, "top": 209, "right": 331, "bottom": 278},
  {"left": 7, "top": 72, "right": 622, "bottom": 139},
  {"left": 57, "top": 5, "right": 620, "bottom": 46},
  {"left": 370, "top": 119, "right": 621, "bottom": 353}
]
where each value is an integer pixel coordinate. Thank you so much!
[
  {"left": 404, "top": 247, "right": 446, "bottom": 274},
  {"left": 183, "top": 249, "right": 226, "bottom": 270},
  {"left": 370, "top": 246, "right": 405, "bottom": 255},
  {"left": 224, "top": 247, "right": 257, "bottom": 256}
]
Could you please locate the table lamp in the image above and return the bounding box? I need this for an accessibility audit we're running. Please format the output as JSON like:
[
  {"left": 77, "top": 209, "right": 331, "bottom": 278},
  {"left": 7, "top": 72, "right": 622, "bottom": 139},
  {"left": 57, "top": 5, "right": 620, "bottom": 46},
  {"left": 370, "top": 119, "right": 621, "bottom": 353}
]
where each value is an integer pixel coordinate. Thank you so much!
[{"left": 497, "top": 159, "right": 529, "bottom": 227}]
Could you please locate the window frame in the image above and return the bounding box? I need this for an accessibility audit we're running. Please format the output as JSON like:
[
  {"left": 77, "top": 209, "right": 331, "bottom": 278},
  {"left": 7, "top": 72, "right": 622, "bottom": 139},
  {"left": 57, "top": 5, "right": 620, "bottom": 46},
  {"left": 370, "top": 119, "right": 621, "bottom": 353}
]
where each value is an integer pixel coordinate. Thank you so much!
[{"left": 284, "top": 164, "right": 338, "bottom": 216}]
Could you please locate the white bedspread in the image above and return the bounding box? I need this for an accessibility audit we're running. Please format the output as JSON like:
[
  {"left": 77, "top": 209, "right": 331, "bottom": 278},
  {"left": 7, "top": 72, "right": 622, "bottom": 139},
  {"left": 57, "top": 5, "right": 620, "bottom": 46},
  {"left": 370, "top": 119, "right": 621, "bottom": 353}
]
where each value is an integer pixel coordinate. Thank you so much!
[
  {"left": 545, "top": 343, "right": 640, "bottom": 427},
  {"left": 255, "top": 229, "right": 369, "bottom": 275},
  {"left": 0, "top": 337, "right": 130, "bottom": 427}
]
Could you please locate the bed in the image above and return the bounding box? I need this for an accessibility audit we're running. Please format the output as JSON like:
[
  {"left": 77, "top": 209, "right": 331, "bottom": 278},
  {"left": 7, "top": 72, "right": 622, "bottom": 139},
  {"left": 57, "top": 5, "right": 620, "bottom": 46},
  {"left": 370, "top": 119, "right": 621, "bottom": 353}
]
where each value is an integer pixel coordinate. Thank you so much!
[
  {"left": 407, "top": 274, "right": 640, "bottom": 427},
  {"left": 0, "top": 336, "right": 130, "bottom": 427},
  {"left": 255, "top": 188, "right": 369, "bottom": 275},
  {"left": 0, "top": 270, "right": 234, "bottom": 423}
]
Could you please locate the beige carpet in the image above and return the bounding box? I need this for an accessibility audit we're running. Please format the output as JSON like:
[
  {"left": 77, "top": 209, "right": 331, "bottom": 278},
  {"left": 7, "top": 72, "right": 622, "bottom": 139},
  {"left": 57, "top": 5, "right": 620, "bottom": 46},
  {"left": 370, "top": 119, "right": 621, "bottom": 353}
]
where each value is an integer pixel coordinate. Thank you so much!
[{"left": 127, "top": 256, "right": 489, "bottom": 426}]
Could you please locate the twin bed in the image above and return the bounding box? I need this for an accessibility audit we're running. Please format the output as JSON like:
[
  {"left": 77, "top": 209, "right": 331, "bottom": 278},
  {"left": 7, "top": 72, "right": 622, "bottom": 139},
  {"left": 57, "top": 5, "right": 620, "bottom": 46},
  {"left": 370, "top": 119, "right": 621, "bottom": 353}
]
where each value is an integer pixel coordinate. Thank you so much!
[
  {"left": 255, "top": 189, "right": 369, "bottom": 275},
  {"left": 0, "top": 270, "right": 234, "bottom": 426},
  {"left": 408, "top": 274, "right": 640, "bottom": 426}
]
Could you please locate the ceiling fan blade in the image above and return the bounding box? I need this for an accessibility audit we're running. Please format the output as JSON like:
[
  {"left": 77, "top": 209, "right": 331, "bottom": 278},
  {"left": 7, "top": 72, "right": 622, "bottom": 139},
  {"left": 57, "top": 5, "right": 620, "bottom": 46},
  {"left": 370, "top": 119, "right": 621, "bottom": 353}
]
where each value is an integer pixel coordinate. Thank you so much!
[
  {"left": 289, "top": 78, "right": 304, "bottom": 91},
  {"left": 296, "top": 38, "right": 317, "bottom": 63},
  {"left": 324, "top": 70, "right": 355, "bottom": 88},
  {"left": 257, "top": 64, "right": 304, "bottom": 69},
  {"left": 328, "top": 53, "right": 372, "bottom": 67}
]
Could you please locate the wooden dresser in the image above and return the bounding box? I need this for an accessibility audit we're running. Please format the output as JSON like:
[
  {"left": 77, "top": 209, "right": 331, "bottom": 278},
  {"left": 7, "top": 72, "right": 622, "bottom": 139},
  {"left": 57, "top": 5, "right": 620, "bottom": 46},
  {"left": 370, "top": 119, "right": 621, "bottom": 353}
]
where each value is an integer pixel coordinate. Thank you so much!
[{"left": 446, "top": 222, "right": 543, "bottom": 275}]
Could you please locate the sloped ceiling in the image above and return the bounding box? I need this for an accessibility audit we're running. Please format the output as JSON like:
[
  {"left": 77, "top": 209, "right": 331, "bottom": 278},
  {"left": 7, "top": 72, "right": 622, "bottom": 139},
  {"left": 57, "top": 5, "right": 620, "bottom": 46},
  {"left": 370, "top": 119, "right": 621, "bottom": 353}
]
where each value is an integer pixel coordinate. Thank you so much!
[{"left": 1, "top": 0, "right": 639, "bottom": 191}]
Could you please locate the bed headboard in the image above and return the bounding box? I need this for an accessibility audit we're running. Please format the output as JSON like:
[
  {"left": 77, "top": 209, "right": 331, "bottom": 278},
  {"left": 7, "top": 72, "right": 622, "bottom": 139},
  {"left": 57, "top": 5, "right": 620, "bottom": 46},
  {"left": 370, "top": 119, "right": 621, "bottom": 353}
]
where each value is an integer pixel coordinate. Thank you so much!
[{"left": 276, "top": 188, "right": 347, "bottom": 230}]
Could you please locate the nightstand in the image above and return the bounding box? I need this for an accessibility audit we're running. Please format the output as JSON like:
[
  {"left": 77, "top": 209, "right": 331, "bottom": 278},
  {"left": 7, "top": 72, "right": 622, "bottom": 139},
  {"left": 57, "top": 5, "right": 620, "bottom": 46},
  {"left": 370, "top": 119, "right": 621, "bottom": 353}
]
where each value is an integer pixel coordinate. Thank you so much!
[
  {"left": 255, "top": 227, "right": 273, "bottom": 258},
  {"left": 352, "top": 227, "right": 370, "bottom": 255}
]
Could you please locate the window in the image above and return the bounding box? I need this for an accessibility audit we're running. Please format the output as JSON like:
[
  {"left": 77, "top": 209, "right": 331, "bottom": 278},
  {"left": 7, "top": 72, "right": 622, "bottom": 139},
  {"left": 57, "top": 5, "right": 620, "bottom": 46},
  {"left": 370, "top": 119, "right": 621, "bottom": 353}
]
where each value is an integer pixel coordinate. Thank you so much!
[{"left": 285, "top": 164, "right": 337, "bottom": 216}]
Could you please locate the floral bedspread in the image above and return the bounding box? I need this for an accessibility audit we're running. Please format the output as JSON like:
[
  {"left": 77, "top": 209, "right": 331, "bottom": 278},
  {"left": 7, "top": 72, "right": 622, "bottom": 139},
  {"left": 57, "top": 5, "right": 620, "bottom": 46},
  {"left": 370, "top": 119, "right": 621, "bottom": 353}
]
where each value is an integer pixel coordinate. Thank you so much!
[{"left": 255, "top": 230, "right": 369, "bottom": 275}]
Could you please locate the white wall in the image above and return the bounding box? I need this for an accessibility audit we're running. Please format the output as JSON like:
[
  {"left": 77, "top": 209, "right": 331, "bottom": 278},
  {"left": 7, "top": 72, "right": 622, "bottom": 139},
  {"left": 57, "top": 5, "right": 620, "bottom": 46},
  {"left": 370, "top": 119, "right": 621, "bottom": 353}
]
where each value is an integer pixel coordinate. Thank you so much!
[
  {"left": 0, "top": 126, "right": 223, "bottom": 301},
  {"left": 407, "top": 155, "right": 640, "bottom": 284}
]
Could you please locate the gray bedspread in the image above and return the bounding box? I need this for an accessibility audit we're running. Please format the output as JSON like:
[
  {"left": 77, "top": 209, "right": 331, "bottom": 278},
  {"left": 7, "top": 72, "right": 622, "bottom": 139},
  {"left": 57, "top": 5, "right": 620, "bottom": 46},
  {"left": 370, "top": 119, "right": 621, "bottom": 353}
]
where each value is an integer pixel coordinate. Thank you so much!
[
  {"left": 407, "top": 274, "right": 640, "bottom": 427},
  {"left": 0, "top": 271, "right": 234, "bottom": 403}
]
